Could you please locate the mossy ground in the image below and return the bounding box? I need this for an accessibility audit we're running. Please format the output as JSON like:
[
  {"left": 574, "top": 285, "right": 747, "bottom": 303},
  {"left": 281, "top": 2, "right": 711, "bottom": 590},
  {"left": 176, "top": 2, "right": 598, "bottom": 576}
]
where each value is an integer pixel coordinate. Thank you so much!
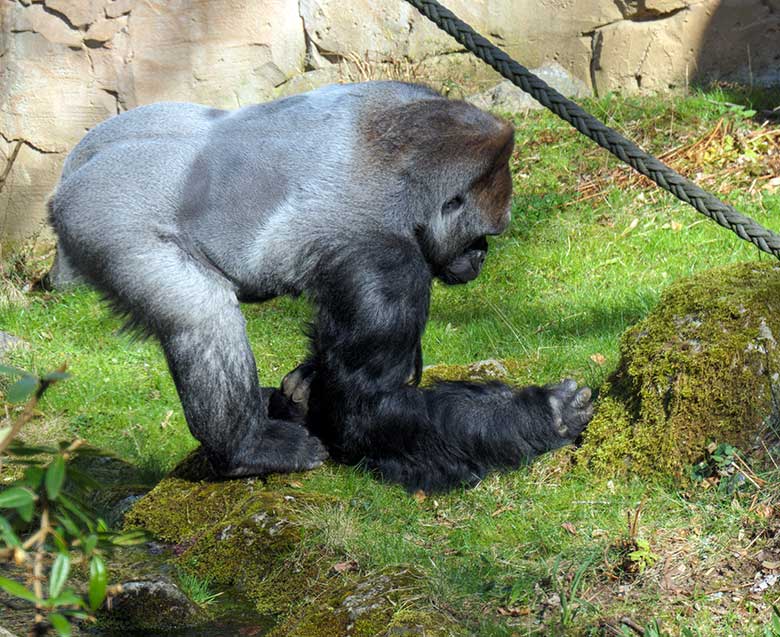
[{"left": 3, "top": 87, "right": 780, "bottom": 635}]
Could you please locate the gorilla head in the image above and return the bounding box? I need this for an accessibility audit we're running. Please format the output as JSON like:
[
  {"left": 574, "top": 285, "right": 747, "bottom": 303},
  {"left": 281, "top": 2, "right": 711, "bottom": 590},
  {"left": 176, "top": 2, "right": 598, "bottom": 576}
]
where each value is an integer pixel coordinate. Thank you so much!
[{"left": 362, "top": 97, "right": 514, "bottom": 286}]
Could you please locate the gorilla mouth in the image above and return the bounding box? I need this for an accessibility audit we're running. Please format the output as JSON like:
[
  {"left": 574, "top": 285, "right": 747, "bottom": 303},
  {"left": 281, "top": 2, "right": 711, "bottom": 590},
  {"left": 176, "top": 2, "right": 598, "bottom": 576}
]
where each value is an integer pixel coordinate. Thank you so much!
[{"left": 438, "top": 236, "right": 488, "bottom": 285}]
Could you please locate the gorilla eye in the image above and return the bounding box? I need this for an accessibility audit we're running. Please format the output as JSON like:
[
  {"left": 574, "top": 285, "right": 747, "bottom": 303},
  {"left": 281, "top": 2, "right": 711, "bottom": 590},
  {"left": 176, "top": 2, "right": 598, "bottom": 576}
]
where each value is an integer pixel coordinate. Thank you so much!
[{"left": 442, "top": 195, "right": 464, "bottom": 215}]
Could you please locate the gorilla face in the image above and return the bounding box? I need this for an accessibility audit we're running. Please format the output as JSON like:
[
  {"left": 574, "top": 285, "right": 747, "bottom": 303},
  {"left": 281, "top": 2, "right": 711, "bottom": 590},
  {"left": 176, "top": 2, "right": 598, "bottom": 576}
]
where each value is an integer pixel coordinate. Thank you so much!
[{"left": 437, "top": 236, "right": 488, "bottom": 285}]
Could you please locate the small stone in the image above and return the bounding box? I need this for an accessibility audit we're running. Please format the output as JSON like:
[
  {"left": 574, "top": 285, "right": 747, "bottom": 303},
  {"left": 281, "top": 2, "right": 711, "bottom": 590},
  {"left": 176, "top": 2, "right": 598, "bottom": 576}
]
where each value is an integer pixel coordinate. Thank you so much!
[
  {"left": 0, "top": 332, "right": 29, "bottom": 359},
  {"left": 467, "top": 62, "right": 591, "bottom": 113},
  {"left": 105, "top": 579, "right": 200, "bottom": 629},
  {"left": 467, "top": 359, "right": 509, "bottom": 379}
]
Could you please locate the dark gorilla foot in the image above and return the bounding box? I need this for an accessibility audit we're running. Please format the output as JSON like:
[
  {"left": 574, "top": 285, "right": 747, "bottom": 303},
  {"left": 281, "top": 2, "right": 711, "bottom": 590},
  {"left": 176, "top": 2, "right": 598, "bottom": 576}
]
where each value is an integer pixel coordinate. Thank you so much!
[
  {"left": 546, "top": 379, "right": 593, "bottom": 441},
  {"left": 282, "top": 363, "right": 315, "bottom": 409},
  {"left": 220, "top": 419, "right": 328, "bottom": 478},
  {"left": 268, "top": 361, "right": 316, "bottom": 421}
]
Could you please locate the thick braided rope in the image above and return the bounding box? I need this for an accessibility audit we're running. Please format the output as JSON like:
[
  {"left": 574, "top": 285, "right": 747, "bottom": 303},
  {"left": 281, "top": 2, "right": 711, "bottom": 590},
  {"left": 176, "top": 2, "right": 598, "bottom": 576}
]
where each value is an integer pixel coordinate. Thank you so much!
[{"left": 405, "top": 0, "right": 780, "bottom": 260}]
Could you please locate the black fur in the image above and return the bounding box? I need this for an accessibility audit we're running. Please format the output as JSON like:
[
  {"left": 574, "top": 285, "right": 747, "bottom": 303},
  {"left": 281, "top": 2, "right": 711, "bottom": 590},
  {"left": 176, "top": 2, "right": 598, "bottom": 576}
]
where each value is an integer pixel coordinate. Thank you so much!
[{"left": 294, "top": 234, "right": 590, "bottom": 492}]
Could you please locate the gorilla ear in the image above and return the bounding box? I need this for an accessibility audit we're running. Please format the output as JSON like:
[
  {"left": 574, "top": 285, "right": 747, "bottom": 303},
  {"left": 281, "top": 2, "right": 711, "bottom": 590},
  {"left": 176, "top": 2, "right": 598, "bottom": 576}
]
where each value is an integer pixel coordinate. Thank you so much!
[
  {"left": 482, "top": 122, "right": 514, "bottom": 171},
  {"left": 439, "top": 107, "right": 514, "bottom": 171},
  {"left": 470, "top": 122, "right": 514, "bottom": 227}
]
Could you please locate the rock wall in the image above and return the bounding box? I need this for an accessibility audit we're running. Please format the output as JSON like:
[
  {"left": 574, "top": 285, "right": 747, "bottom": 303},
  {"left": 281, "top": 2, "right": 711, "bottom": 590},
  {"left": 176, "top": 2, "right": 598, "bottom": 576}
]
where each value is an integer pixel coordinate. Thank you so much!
[{"left": 1, "top": 0, "right": 778, "bottom": 241}]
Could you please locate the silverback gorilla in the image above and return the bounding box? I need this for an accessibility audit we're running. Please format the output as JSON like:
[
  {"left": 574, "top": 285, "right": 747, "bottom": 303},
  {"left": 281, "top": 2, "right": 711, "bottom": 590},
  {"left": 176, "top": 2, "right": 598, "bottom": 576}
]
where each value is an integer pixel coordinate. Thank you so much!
[{"left": 49, "top": 81, "right": 593, "bottom": 492}]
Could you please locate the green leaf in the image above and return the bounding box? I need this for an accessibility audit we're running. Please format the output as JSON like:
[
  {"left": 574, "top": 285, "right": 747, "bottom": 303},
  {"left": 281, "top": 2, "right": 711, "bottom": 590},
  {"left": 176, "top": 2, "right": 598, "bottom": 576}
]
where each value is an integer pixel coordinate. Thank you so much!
[
  {"left": 55, "top": 512, "right": 81, "bottom": 539},
  {"left": 58, "top": 494, "right": 93, "bottom": 529},
  {"left": 7, "top": 375, "right": 38, "bottom": 403},
  {"left": 0, "top": 364, "right": 28, "bottom": 377},
  {"left": 41, "top": 371, "right": 70, "bottom": 383},
  {"left": 0, "top": 515, "right": 22, "bottom": 547},
  {"left": 8, "top": 440, "right": 58, "bottom": 455},
  {"left": 23, "top": 466, "right": 45, "bottom": 490},
  {"left": 48, "top": 612, "right": 72, "bottom": 636},
  {"left": 110, "top": 529, "right": 149, "bottom": 546},
  {"left": 0, "top": 576, "right": 39, "bottom": 602},
  {"left": 50, "top": 590, "right": 83, "bottom": 608},
  {"left": 46, "top": 455, "right": 66, "bottom": 500},
  {"left": 51, "top": 529, "right": 69, "bottom": 554},
  {"left": 0, "top": 486, "right": 34, "bottom": 509},
  {"left": 83, "top": 534, "right": 98, "bottom": 556},
  {"left": 88, "top": 555, "right": 107, "bottom": 611},
  {"left": 17, "top": 499, "right": 34, "bottom": 523},
  {"left": 49, "top": 553, "right": 71, "bottom": 599}
]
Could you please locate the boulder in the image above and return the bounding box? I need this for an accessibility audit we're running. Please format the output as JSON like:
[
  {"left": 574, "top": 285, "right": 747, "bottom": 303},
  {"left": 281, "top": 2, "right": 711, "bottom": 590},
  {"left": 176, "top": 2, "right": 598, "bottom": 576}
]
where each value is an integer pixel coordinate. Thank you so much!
[
  {"left": 104, "top": 579, "right": 200, "bottom": 631},
  {"left": 577, "top": 261, "right": 780, "bottom": 478}
]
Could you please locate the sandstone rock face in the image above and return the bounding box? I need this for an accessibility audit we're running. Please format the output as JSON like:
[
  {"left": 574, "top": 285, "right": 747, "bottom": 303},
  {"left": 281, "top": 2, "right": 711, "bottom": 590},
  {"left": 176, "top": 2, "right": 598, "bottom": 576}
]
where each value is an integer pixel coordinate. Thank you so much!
[
  {"left": 1, "top": 0, "right": 778, "bottom": 241},
  {"left": 592, "top": 0, "right": 780, "bottom": 93}
]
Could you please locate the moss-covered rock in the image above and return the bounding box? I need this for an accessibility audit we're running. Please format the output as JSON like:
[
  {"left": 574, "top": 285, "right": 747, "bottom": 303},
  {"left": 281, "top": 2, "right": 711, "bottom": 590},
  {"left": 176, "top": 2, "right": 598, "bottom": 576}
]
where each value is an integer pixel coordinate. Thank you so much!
[
  {"left": 269, "top": 570, "right": 450, "bottom": 637},
  {"left": 125, "top": 450, "right": 457, "bottom": 635},
  {"left": 102, "top": 579, "right": 201, "bottom": 631},
  {"left": 577, "top": 261, "right": 780, "bottom": 478},
  {"left": 422, "top": 358, "right": 523, "bottom": 384}
]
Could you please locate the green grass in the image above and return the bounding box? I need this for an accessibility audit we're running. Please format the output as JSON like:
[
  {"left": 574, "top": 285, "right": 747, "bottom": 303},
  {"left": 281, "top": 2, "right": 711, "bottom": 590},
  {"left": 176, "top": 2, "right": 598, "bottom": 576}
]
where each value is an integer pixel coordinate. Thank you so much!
[
  {"left": 176, "top": 569, "right": 223, "bottom": 607},
  {"left": 2, "top": 88, "right": 780, "bottom": 635}
]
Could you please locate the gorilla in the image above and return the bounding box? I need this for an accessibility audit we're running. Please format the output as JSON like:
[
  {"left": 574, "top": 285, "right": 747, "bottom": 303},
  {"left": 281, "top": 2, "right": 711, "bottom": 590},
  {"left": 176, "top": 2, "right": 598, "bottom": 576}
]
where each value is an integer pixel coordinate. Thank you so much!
[{"left": 48, "top": 81, "right": 593, "bottom": 492}]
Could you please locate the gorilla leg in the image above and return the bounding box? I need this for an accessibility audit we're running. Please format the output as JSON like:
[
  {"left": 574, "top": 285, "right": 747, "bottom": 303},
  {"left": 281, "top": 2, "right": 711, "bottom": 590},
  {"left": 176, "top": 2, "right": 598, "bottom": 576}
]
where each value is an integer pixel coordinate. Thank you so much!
[
  {"left": 160, "top": 302, "right": 327, "bottom": 477},
  {"left": 55, "top": 218, "right": 326, "bottom": 476}
]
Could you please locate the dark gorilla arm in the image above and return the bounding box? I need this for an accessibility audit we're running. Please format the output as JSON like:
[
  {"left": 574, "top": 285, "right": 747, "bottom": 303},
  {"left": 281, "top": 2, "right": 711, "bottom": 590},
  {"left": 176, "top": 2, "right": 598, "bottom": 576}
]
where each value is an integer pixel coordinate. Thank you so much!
[{"left": 302, "top": 235, "right": 592, "bottom": 493}]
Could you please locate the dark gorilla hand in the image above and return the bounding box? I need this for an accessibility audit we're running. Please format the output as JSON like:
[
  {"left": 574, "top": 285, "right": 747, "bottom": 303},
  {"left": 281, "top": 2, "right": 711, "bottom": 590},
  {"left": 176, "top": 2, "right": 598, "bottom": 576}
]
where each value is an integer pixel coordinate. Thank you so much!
[
  {"left": 267, "top": 361, "right": 316, "bottom": 423},
  {"left": 544, "top": 379, "right": 592, "bottom": 443},
  {"left": 270, "top": 342, "right": 424, "bottom": 422},
  {"left": 437, "top": 236, "right": 488, "bottom": 285}
]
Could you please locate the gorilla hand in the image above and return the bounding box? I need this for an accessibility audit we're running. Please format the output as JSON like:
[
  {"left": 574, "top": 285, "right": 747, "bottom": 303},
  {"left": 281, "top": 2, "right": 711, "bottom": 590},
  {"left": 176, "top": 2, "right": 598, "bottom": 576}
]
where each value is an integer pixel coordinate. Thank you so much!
[
  {"left": 544, "top": 379, "right": 593, "bottom": 444},
  {"left": 437, "top": 237, "right": 488, "bottom": 285},
  {"left": 268, "top": 361, "right": 316, "bottom": 422}
]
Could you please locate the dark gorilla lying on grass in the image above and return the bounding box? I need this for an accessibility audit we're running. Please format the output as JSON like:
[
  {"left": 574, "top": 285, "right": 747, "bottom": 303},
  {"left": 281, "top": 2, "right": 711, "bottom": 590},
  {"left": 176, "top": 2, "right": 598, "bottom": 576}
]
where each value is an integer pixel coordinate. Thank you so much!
[{"left": 48, "top": 81, "right": 593, "bottom": 492}]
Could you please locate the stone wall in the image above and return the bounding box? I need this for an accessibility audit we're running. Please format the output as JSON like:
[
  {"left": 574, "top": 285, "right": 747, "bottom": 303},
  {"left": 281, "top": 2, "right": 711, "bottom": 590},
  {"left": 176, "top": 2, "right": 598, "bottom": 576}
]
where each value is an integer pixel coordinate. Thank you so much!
[{"left": 1, "top": 0, "right": 778, "bottom": 241}]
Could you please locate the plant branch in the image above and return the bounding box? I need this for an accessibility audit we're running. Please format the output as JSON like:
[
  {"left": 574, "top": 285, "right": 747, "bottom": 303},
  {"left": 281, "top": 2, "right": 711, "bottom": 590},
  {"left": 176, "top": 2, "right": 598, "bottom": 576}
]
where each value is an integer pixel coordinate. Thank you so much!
[{"left": 0, "top": 363, "right": 68, "bottom": 456}]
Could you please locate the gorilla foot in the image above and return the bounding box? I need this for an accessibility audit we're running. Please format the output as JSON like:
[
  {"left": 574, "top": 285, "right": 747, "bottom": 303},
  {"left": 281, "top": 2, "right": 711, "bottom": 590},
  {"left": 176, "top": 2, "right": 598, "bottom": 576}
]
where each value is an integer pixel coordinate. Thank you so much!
[
  {"left": 282, "top": 363, "right": 315, "bottom": 410},
  {"left": 546, "top": 379, "right": 593, "bottom": 441},
  {"left": 218, "top": 420, "right": 328, "bottom": 478},
  {"left": 268, "top": 361, "right": 316, "bottom": 421}
]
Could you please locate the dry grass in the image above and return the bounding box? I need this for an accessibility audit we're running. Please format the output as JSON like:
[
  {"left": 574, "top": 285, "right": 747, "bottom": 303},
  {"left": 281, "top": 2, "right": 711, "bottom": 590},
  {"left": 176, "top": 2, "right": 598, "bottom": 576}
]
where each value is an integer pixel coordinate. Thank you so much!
[{"left": 576, "top": 119, "right": 780, "bottom": 206}]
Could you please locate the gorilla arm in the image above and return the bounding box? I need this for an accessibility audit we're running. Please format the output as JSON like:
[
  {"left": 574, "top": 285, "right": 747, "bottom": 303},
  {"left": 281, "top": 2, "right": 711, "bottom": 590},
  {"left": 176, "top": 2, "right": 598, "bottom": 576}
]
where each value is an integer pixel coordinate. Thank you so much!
[{"left": 304, "top": 235, "right": 592, "bottom": 493}]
